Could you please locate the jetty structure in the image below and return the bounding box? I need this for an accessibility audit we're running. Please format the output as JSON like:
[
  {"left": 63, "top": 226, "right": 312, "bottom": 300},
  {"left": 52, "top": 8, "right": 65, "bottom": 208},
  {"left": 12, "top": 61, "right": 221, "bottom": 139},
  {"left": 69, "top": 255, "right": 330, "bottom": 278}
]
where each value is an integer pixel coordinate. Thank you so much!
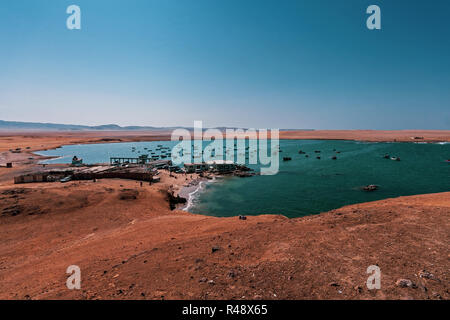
[{"left": 109, "top": 154, "right": 167, "bottom": 165}]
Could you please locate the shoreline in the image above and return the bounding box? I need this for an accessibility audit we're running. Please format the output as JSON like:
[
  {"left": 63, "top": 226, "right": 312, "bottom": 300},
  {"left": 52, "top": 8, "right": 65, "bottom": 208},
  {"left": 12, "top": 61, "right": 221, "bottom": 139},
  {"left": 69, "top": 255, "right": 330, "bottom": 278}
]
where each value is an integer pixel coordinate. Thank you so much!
[
  {"left": 1, "top": 130, "right": 450, "bottom": 155},
  {"left": 0, "top": 132, "right": 449, "bottom": 299},
  {"left": 177, "top": 178, "right": 209, "bottom": 212},
  {"left": 2, "top": 134, "right": 449, "bottom": 219}
]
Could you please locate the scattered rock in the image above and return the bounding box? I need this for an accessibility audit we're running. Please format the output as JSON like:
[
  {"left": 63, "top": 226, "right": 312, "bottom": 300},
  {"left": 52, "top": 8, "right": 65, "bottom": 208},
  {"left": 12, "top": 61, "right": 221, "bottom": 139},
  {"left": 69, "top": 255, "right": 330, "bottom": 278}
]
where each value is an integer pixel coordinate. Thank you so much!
[
  {"left": 2, "top": 205, "right": 22, "bottom": 216},
  {"left": 432, "top": 292, "right": 443, "bottom": 300},
  {"left": 1, "top": 188, "right": 29, "bottom": 196},
  {"left": 211, "top": 246, "right": 221, "bottom": 253},
  {"left": 207, "top": 280, "right": 215, "bottom": 285},
  {"left": 329, "top": 282, "right": 340, "bottom": 287},
  {"left": 199, "top": 277, "right": 208, "bottom": 283},
  {"left": 167, "top": 191, "right": 187, "bottom": 210},
  {"left": 239, "top": 215, "right": 247, "bottom": 220},
  {"left": 396, "top": 279, "right": 417, "bottom": 288},
  {"left": 418, "top": 270, "right": 439, "bottom": 281},
  {"left": 354, "top": 286, "right": 363, "bottom": 293}
]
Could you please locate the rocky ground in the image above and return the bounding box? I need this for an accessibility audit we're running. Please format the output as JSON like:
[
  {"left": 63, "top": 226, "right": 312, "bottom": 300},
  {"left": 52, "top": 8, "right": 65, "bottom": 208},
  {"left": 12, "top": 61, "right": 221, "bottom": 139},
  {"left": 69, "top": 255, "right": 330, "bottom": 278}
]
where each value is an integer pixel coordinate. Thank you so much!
[
  {"left": 0, "top": 175, "right": 448, "bottom": 300},
  {"left": 0, "top": 131, "right": 448, "bottom": 300}
]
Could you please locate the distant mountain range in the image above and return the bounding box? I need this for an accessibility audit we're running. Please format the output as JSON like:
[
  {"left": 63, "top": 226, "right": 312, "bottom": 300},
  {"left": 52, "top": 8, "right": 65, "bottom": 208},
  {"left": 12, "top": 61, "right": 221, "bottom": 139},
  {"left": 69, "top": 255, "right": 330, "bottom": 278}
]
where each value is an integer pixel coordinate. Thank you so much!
[
  {"left": 0, "top": 120, "right": 193, "bottom": 131},
  {"left": 0, "top": 120, "right": 312, "bottom": 132}
]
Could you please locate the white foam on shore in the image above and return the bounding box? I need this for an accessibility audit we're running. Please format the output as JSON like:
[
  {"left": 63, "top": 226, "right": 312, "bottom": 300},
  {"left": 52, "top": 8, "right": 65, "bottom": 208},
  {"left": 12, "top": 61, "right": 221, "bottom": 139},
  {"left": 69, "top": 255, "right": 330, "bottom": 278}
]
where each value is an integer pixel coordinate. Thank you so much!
[
  {"left": 36, "top": 155, "right": 70, "bottom": 164},
  {"left": 183, "top": 177, "right": 217, "bottom": 212}
]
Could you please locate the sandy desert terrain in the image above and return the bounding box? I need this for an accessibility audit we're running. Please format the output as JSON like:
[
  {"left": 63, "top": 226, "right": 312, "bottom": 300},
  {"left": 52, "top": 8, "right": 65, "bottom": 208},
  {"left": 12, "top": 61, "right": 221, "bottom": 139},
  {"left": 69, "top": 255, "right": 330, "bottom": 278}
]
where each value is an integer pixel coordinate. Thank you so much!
[
  {"left": 1, "top": 129, "right": 449, "bottom": 154},
  {"left": 0, "top": 130, "right": 448, "bottom": 300}
]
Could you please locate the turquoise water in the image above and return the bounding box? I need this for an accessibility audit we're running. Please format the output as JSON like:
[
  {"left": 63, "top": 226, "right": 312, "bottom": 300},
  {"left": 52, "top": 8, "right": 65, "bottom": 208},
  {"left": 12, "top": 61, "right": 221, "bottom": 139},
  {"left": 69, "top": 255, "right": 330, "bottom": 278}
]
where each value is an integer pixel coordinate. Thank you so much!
[
  {"left": 37, "top": 140, "right": 450, "bottom": 218},
  {"left": 37, "top": 141, "right": 181, "bottom": 165}
]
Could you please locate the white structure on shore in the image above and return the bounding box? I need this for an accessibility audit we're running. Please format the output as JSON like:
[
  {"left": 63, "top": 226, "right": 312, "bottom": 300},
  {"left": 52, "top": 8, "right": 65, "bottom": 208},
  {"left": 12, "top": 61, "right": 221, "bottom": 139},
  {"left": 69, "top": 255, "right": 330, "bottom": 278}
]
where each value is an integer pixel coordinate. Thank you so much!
[{"left": 184, "top": 160, "right": 236, "bottom": 173}]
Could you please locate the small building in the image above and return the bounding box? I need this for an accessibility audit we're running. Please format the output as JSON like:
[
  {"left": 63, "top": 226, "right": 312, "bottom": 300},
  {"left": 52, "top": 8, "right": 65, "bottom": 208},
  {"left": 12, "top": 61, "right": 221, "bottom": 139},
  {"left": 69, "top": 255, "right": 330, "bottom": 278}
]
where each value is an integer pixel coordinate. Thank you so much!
[
  {"left": 14, "top": 173, "right": 47, "bottom": 184},
  {"left": 184, "top": 163, "right": 208, "bottom": 173},
  {"left": 206, "top": 160, "right": 236, "bottom": 173},
  {"left": 184, "top": 160, "right": 237, "bottom": 173},
  {"left": 150, "top": 160, "right": 172, "bottom": 169}
]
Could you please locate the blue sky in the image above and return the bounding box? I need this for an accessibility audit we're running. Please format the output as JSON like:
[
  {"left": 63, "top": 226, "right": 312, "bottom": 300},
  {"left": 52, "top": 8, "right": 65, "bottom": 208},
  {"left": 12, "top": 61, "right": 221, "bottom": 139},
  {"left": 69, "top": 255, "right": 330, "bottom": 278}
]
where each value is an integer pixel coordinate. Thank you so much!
[{"left": 0, "top": 0, "right": 449, "bottom": 129}]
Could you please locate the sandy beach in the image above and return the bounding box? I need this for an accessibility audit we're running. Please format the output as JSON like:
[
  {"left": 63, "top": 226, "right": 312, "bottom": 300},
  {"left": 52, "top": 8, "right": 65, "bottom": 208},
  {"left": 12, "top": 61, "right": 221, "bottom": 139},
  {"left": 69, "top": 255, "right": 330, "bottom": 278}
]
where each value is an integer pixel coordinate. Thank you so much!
[{"left": 0, "top": 130, "right": 449, "bottom": 300}]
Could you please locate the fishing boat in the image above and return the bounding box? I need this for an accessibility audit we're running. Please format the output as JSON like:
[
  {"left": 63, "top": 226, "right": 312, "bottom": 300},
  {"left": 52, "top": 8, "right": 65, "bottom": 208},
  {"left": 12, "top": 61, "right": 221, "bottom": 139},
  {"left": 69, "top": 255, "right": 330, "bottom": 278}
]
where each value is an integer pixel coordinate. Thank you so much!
[{"left": 363, "top": 184, "right": 378, "bottom": 191}]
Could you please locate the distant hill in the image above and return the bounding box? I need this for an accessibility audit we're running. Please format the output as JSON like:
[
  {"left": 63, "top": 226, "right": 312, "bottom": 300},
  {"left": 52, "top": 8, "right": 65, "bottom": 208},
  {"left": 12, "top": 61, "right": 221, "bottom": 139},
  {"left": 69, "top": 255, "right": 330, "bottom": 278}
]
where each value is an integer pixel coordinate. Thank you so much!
[
  {"left": 0, "top": 120, "right": 185, "bottom": 131},
  {"left": 0, "top": 120, "right": 312, "bottom": 132}
]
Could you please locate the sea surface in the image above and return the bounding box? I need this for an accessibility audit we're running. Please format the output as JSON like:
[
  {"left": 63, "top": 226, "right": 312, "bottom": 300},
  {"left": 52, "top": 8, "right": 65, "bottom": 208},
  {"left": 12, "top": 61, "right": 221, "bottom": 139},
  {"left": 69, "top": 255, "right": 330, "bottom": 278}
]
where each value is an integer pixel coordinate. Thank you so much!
[{"left": 36, "top": 140, "right": 450, "bottom": 218}]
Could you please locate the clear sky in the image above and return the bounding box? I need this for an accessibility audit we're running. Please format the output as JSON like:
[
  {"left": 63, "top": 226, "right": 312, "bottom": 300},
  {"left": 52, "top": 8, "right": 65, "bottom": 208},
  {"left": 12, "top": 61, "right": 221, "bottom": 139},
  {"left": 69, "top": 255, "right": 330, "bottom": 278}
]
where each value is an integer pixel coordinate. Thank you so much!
[{"left": 0, "top": 0, "right": 449, "bottom": 129}]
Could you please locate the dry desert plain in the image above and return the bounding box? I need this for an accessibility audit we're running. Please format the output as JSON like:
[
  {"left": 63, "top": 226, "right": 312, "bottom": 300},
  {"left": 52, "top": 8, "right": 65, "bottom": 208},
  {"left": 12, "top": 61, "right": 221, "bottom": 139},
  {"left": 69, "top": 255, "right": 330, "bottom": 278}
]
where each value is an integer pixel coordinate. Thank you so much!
[{"left": 0, "top": 130, "right": 449, "bottom": 300}]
